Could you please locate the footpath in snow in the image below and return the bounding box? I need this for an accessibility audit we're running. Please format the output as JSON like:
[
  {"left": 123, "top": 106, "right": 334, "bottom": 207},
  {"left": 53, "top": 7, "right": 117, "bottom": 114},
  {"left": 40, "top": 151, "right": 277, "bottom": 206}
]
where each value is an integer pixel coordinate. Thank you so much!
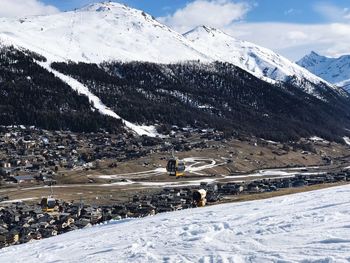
[{"left": 1, "top": 185, "right": 350, "bottom": 262}]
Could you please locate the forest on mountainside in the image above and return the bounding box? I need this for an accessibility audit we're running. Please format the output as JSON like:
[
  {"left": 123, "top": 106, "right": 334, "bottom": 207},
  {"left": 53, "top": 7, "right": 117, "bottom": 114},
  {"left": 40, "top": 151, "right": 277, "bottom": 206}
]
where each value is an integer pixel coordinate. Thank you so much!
[
  {"left": 0, "top": 47, "right": 123, "bottom": 133},
  {"left": 51, "top": 61, "right": 350, "bottom": 142}
]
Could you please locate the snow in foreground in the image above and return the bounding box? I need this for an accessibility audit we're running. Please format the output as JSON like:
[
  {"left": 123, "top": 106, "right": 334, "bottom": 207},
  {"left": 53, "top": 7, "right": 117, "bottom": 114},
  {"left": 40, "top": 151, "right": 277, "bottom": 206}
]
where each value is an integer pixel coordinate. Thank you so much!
[{"left": 2, "top": 185, "right": 350, "bottom": 263}]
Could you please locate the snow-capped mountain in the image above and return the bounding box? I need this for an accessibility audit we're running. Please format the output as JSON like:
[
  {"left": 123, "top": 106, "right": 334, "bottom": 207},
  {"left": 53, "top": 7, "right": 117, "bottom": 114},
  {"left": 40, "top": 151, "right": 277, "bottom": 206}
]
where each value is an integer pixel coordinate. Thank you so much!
[
  {"left": 297, "top": 51, "right": 350, "bottom": 90},
  {"left": 183, "top": 26, "right": 331, "bottom": 89},
  {"left": 0, "top": 2, "right": 208, "bottom": 63},
  {"left": 1, "top": 1, "right": 350, "bottom": 139},
  {"left": 0, "top": 2, "right": 341, "bottom": 97}
]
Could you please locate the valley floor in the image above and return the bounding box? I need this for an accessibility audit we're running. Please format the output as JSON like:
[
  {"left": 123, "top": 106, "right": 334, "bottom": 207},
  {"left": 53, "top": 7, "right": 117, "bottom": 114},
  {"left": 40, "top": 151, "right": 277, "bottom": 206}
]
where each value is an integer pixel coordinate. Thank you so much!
[{"left": 1, "top": 185, "right": 350, "bottom": 263}]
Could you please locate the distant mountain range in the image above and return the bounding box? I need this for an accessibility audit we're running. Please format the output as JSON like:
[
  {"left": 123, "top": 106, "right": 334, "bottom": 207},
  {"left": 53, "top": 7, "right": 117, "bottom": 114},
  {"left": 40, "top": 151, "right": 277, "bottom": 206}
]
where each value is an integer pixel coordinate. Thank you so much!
[
  {"left": 297, "top": 51, "right": 350, "bottom": 91},
  {"left": 0, "top": 2, "right": 350, "bottom": 141}
]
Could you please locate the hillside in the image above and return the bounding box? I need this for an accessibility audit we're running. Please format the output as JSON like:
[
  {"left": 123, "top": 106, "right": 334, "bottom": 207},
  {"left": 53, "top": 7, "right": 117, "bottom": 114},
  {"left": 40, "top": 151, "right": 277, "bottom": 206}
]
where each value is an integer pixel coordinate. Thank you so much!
[
  {"left": 1, "top": 185, "right": 350, "bottom": 262},
  {"left": 0, "top": 2, "right": 349, "bottom": 140},
  {"left": 0, "top": 2, "right": 342, "bottom": 98},
  {"left": 50, "top": 60, "right": 350, "bottom": 142},
  {"left": 1, "top": 44, "right": 350, "bottom": 141},
  {"left": 297, "top": 51, "right": 350, "bottom": 91},
  {"left": 0, "top": 2, "right": 207, "bottom": 63},
  {"left": 184, "top": 26, "right": 343, "bottom": 99},
  {"left": 0, "top": 46, "right": 123, "bottom": 133}
]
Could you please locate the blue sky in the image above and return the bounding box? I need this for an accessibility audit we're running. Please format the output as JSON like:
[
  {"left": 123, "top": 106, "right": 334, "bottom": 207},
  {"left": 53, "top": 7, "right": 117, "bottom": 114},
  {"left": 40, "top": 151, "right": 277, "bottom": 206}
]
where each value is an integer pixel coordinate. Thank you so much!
[
  {"left": 42, "top": 0, "right": 350, "bottom": 24},
  {"left": 2, "top": 0, "right": 350, "bottom": 60}
]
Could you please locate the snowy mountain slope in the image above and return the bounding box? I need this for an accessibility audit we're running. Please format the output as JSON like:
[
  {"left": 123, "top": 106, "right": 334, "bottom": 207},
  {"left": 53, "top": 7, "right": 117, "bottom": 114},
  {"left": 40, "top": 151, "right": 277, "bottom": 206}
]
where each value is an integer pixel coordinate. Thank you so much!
[
  {"left": 2, "top": 185, "right": 350, "bottom": 262},
  {"left": 0, "top": 1, "right": 342, "bottom": 98},
  {"left": 297, "top": 51, "right": 350, "bottom": 91},
  {"left": 0, "top": 1, "right": 349, "bottom": 135},
  {"left": 0, "top": 2, "right": 208, "bottom": 63},
  {"left": 184, "top": 26, "right": 345, "bottom": 97}
]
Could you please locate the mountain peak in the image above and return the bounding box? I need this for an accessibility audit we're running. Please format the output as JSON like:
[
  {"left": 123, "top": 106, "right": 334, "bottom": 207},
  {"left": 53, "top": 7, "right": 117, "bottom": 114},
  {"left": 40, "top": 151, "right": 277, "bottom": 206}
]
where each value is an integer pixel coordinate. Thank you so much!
[
  {"left": 184, "top": 25, "right": 229, "bottom": 38},
  {"left": 298, "top": 51, "right": 350, "bottom": 85},
  {"left": 80, "top": 1, "right": 127, "bottom": 12},
  {"left": 183, "top": 25, "right": 334, "bottom": 95},
  {"left": 307, "top": 51, "right": 324, "bottom": 59},
  {"left": 297, "top": 51, "right": 327, "bottom": 68},
  {"left": 0, "top": 1, "right": 207, "bottom": 63}
]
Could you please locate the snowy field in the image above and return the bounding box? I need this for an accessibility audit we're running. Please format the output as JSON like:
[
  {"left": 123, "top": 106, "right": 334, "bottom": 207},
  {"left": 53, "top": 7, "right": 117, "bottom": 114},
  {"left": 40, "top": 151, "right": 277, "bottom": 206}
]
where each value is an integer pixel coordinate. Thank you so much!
[{"left": 1, "top": 185, "right": 350, "bottom": 263}]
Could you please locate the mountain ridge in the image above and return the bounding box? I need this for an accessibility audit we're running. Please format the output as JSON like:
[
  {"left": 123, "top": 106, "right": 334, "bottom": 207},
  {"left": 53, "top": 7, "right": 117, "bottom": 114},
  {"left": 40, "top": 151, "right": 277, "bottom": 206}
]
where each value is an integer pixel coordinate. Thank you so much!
[
  {"left": 0, "top": 1, "right": 209, "bottom": 63},
  {"left": 0, "top": 1, "right": 342, "bottom": 99},
  {"left": 297, "top": 51, "right": 350, "bottom": 91},
  {"left": 0, "top": 2, "right": 350, "bottom": 141},
  {"left": 183, "top": 25, "right": 346, "bottom": 99}
]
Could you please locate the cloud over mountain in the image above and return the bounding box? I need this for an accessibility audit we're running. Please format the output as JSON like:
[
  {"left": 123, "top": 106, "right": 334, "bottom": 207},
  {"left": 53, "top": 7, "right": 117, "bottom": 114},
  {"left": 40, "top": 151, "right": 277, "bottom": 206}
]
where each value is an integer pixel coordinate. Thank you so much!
[
  {"left": 0, "top": 0, "right": 59, "bottom": 18},
  {"left": 158, "top": 0, "right": 251, "bottom": 33}
]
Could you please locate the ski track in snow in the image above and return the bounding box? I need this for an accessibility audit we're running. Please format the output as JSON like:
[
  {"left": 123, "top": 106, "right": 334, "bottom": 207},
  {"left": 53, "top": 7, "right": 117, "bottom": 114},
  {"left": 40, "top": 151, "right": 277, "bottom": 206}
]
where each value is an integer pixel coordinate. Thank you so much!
[
  {"left": 1, "top": 185, "right": 350, "bottom": 262},
  {"left": 39, "top": 61, "right": 158, "bottom": 137},
  {"left": 343, "top": 137, "right": 350, "bottom": 146}
]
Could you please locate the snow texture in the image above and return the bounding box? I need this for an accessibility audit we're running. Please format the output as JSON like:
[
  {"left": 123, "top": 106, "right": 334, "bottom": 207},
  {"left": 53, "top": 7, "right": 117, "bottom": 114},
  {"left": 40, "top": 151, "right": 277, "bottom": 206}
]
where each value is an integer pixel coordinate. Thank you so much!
[
  {"left": 343, "top": 137, "right": 350, "bottom": 146},
  {"left": 0, "top": 2, "right": 339, "bottom": 98},
  {"left": 297, "top": 51, "right": 350, "bottom": 91},
  {"left": 0, "top": 2, "right": 209, "bottom": 63},
  {"left": 184, "top": 26, "right": 332, "bottom": 92},
  {"left": 1, "top": 185, "right": 350, "bottom": 262}
]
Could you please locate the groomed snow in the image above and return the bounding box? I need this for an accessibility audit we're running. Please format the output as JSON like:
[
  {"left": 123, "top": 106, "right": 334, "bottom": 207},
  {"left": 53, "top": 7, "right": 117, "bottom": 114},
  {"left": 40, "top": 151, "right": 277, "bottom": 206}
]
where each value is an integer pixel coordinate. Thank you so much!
[{"left": 2, "top": 185, "right": 350, "bottom": 262}]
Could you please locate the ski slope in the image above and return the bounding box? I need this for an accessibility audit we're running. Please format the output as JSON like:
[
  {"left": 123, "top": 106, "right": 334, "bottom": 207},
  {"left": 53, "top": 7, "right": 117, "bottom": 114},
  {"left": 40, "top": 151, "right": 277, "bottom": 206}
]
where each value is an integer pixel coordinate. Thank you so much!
[{"left": 1, "top": 185, "right": 350, "bottom": 262}]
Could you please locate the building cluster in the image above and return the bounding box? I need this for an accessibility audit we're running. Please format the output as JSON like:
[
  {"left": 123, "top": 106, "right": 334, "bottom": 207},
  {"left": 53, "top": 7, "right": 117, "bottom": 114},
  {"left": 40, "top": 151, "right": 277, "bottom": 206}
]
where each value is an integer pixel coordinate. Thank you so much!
[
  {"left": 0, "top": 187, "right": 213, "bottom": 248},
  {"left": 1, "top": 169, "right": 349, "bottom": 248},
  {"left": 0, "top": 126, "right": 224, "bottom": 186},
  {"left": 218, "top": 171, "right": 350, "bottom": 195}
]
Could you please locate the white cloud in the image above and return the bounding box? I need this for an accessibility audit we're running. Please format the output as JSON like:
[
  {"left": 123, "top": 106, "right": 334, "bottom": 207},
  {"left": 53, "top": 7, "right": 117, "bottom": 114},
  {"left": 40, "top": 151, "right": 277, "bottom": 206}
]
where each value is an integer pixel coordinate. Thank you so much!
[
  {"left": 159, "top": 1, "right": 350, "bottom": 60},
  {"left": 224, "top": 22, "right": 350, "bottom": 60},
  {"left": 313, "top": 2, "right": 350, "bottom": 22},
  {"left": 287, "top": 31, "right": 308, "bottom": 41},
  {"left": 0, "top": 0, "right": 59, "bottom": 18},
  {"left": 284, "top": 8, "right": 302, "bottom": 16},
  {"left": 158, "top": 0, "right": 251, "bottom": 33}
]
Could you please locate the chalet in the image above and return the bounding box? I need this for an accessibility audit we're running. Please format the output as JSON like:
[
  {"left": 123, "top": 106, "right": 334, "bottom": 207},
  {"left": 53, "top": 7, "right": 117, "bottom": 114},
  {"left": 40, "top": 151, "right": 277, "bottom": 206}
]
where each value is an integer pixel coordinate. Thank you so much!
[
  {"left": 0, "top": 162, "right": 11, "bottom": 169},
  {"left": 220, "top": 183, "right": 244, "bottom": 194},
  {"left": 247, "top": 183, "right": 261, "bottom": 193},
  {"left": 40, "top": 227, "right": 58, "bottom": 238},
  {"left": 75, "top": 218, "right": 91, "bottom": 229},
  {"left": 292, "top": 179, "right": 307, "bottom": 188},
  {"left": 0, "top": 227, "right": 9, "bottom": 247},
  {"left": 276, "top": 179, "right": 292, "bottom": 188},
  {"left": 6, "top": 229, "right": 19, "bottom": 245}
]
